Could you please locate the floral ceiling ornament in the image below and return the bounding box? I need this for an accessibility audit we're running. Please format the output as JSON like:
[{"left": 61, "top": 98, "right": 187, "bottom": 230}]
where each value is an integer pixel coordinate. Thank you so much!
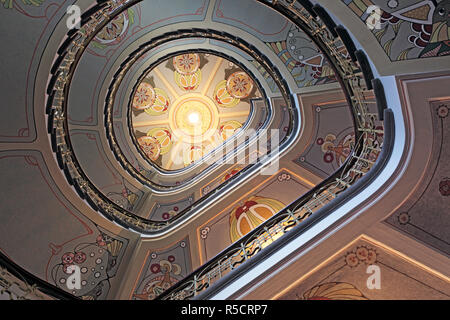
[
  {"left": 51, "top": 229, "right": 127, "bottom": 300},
  {"left": 92, "top": 7, "right": 135, "bottom": 49},
  {"left": 344, "top": 245, "right": 377, "bottom": 268},
  {"left": 146, "top": 128, "right": 173, "bottom": 155},
  {"left": 170, "top": 53, "right": 206, "bottom": 91},
  {"left": 214, "top": 66, "right": 256, "bottom": 107},
  {"left": 317, "top": 133, "right": 355, "bottom": 165},
  {"left": 437, "top": 104, "right": 449, "bottom": 118},
  {"left": 131, "top": 53, "right": 257, "bottom": 170},
  {"left": 173, "top": 53, "right": 200, "bottom": 75},
  {"left": 214, "top": 80, "right": 241, "bottom": 107},
  {"left": 144, "top": 88, "right": 170, "bottom": 116},
  {"left": 132, "top": 82, "right": 156, "bottom": 110},
  {"left": 226, "top": 72, "right": 254, "bottom": 99},
  {"left": 132, "top": 79, "right": 170, "bottom": 116}
]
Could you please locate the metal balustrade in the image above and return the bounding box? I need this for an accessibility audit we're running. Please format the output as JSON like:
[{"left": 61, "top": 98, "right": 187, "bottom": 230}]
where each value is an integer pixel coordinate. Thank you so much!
[
  {"left": 156, "top": 0, "right": 390, "bottom": 300},
  {"left": 0, "top": 251, "right": 77, "bottom": 300},
  {"left": 35, "top": 0, "right": 391, "bottom": 300},
  {"left": 46, "top": 0, "right": 303, "bottom": 234}
]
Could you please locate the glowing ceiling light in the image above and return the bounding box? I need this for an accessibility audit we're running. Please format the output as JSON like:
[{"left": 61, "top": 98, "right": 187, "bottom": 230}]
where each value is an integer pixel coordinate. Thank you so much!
[{"left": 188, "top": 111, "right": 200, "bottom": 125}]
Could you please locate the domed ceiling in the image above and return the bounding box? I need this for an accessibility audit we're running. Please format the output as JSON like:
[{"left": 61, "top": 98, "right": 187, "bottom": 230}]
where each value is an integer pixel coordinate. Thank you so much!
[{"left": 131, "top": 52, "right": 260, "bottom": 170}]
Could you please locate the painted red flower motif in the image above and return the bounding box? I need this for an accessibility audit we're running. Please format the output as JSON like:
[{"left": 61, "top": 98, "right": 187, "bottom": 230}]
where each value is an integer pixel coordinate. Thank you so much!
[
  {"left": 150, "top": 263, "right": 161, "bottom": 274},
  {"left": 235, "top": 200, "right": 258, "bottom": 220},
  {"left": 74, "top": 252, "right": 87, "bottom": 264},
  {"left": 356, "top": 247, "right": 369, "bottom": 261},
  {"left": 162, "top": 212, "right": 170, "bottom": 220},
  {"left": 96, "top": 234, "right": 106, "bottom": 247},
  {"left": 439, "top": 178, "right": 450, "bottom": 196},
  {"left": 311, "top": 66, "right": 323, "bottom": 79},
  {"left": 225, "top": 169, "right": 240, "bottom": 181},
  {"left": 398, "top": 212, "right": 410, "bottom": 225},
  {"left": 437, "top": 105, "right": 449, "bottom": 118},
  {"left": 345, "top": 252, "right": 359, "bottom": 268},
  {"left": 61, "top": 252, "right": 75, "bottom": 264},
  {"left": 366, "top": 249, "right": 377, "bottom": 264},
  {"left": 323, "top": 152, "right": 334, "bottom": 164}
]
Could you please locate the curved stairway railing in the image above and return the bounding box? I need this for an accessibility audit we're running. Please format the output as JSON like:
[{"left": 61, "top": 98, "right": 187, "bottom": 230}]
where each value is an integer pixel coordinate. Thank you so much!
[
  {"left": 193, "top": 107, "right": 395, "bottom": 300},
  {"left": 0, "top": 0, "right": 393, "bottom": 300},
  {"left": 46, "top": 0, "right": 302, "bottom": 234},
  {"left": 156, "top": 0, "right": 393, "bottom": 300},
  {"left": 0, "top": 251, "right": 78, "bottom": 300}
]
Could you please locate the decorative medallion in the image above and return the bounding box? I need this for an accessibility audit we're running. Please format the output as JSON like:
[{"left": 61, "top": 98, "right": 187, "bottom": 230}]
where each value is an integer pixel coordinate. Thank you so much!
[
  {"left": 226, "top": 71, "right": 254, "bottom": 99},
  {"left": 213, "top": 80, "right": 240, "bottom": 108},
  {"left": 144, "top": 88, "right": 170, "bottom": 116},
  {"left": 173, "top": 53, "right": 201, "bottom": 75},
  {"left": 137, "top": 136, "right": 161, "bottom": 161},
  {"left": 132, "top": 82, "right": 156, "bottom": 110}
]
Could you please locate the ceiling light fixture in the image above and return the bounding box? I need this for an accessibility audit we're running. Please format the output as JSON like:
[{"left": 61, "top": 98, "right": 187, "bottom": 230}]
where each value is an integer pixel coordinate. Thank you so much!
[{"left": 188, "top": 112, "right": 200, "bottom": 125}]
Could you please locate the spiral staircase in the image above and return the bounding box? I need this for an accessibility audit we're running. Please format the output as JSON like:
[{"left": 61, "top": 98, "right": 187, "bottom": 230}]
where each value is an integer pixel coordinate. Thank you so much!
[{"left": 0, "top": 0, "right": 449, "bottom": 300}]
